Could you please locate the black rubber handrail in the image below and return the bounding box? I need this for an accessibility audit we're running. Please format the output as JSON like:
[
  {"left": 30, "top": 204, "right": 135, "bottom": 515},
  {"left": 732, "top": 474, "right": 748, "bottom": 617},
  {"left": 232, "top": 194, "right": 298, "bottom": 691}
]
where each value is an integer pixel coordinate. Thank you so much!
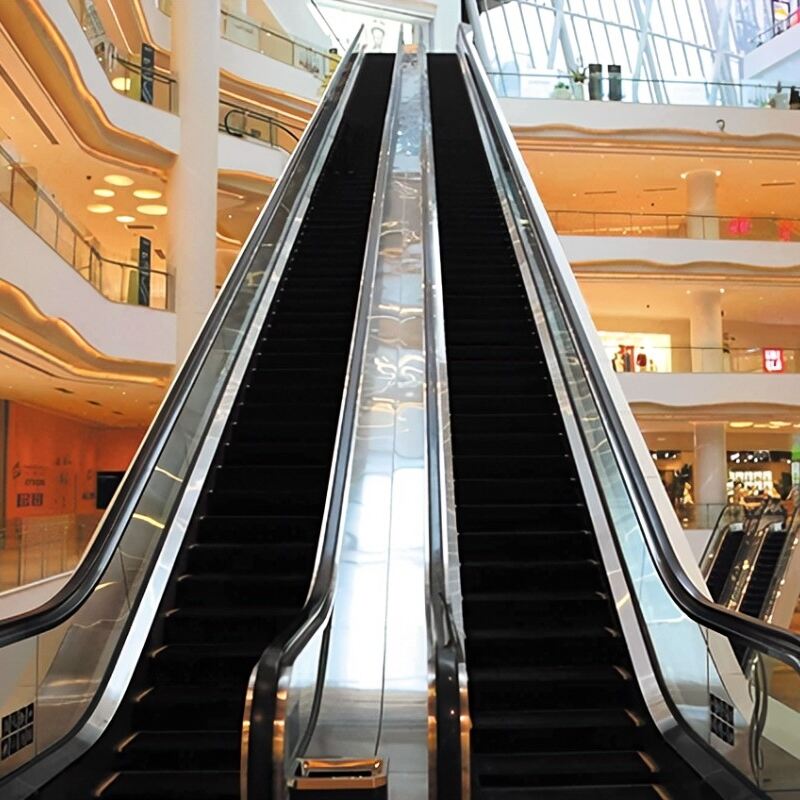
[
  {"left": 458, "top": 26, "right": 800, "bottom": 670},
  {"left": 0, "top": 39, "right": 361, "bottom": 651},
  {"left": 221, "top": 104, "right": 301, "bottom": 146}
]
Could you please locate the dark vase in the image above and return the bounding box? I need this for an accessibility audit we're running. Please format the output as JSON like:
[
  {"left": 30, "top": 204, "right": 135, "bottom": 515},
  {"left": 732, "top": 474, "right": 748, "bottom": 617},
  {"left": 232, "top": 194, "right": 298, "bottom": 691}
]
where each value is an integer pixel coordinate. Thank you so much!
[
  {"left": 588, "top": 63, "right": 603, "bottom": 100},
  {"left": 608, "top": 64, "right": 622, "bottom": 101}
]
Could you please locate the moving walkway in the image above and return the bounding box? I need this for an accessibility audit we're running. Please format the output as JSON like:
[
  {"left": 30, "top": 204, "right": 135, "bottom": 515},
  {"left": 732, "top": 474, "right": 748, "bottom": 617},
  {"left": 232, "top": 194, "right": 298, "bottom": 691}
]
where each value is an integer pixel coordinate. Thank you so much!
[{"left": 2, "top": 24, "right": 800, "bottom": 800}]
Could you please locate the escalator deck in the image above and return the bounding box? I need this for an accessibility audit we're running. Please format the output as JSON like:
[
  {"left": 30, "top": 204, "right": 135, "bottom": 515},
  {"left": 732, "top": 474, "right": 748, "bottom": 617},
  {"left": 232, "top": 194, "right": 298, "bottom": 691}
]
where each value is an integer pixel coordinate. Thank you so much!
[
  {"left": 39, "top": 54, "right": 394, "bottom": 800},
  {"left": 428, "top": 54, "right": 717, "bottom": 800}
]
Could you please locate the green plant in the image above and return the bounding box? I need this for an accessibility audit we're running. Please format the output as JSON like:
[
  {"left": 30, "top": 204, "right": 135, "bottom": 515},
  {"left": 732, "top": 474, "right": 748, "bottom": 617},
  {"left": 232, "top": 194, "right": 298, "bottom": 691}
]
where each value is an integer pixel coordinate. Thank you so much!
[
  {"left": 554, "top": 81, "right": 570, "bottom": 90},
  {"left": 569, "top": 66, "right": 586, "bottom": 83}
]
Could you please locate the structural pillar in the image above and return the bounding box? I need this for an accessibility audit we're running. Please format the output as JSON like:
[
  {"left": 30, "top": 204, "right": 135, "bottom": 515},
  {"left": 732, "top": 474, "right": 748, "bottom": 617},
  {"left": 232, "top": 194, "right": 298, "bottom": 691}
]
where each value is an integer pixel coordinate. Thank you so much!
[
  {"left": 689, "top": 289, "right": 723, "bottom": 373},
  {"left": 168, "top": 0, "right": 221, "bottom": 363},
  {"left": 685, "top": 168, "right": 719, "bottom": 240},
  {"left": 693, "top": 422, "right": 728, "bottom": 521}
]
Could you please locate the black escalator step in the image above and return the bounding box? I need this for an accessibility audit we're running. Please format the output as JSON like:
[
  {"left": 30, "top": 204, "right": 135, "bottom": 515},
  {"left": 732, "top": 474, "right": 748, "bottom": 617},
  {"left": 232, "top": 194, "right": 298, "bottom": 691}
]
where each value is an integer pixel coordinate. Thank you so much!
[
  {"left": 244, "top": 366, "right": 345, "bottom": 384},
  {"left": 457, "top": 504, "right": 591, "bottom": 533},
  {"left": 239, "top": 381, "right": 345, "bottom": 406},
  {"left": 163, "top": 607, "right": 296, "bottom": 644},
  {"left": 474, "top": 750, "right": 661, "bottom": 787},
  {"left": 211, "top": 464, "right": 331, "bottom": 493},
  {"left": 466, "top": 627, "right": 624, "bottom": 667},
  {"left": 463, "top": 591, "right": 609, "bottom": 629},
  {"left": 454, "top": 454, "right": 574, "bottom": 480},
  {"left": 115, "top": 730, "right": 240, "bottom": 771},
  {"left": 444, "top": 320, "right": 538, "bottom": 345},
  {"left": 97, "top": 770, "right": 237, "bottom": 799},
  {"left": 185, "top": 541, "right": 314, "bottom": 574},
  {"left": 458, "top": 530, "right": 594, "bottom": 560},
  {"left": 250, "top": 352, "right": 350, "bottom": 370},
  {"left": 133, "top": 688, "right": 243, "bottom": 730},
  {"left": 455, "top": 477, "right": 581, "bottom": 505},
  {"left": 453, "top": 412, "right": 560, "bottom": 435},
  {"left": 256, "top": 337, "right": 350, "bottom": 355},
  {"left": 148, "top": 644, "right": 262, "bottom": 686},
  {"left": 446, "top": 345, "right": 540, "bottom": 362},
  {"left": 227, "top": 418, "right": 337, "bottom": 445},
  {"left": 473, "top": 784, "right": 665, "bottom": 799},
  {"left": 174, "top": 574, "right": 307, "bottom": 607},
  {"left": 469, "top": 665, "right": 633, "bottom": 710},
  {"left": 195, "top": 513, "right": 320, "bottom": 543},
  {"left": 447, "top": 371, "right": 550, "bottom": 393},
  {"left": 205, "top": 486, "right": 325, "bottom": 516},
  {"left": 217, "top": 440, "right": 333, "bottom": 466},
  {"left": 451, "top": 432, "right": 570, "bottom": 456},
  {"left": 449, "top": 394, "right": 558, "bottom": 416}
]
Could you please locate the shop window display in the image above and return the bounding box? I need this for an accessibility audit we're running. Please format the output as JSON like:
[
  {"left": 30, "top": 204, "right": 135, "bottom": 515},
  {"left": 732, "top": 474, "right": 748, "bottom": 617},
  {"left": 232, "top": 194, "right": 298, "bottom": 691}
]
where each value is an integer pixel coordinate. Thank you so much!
[{"left": 600, "top": 331, "right": 672, "bottom": 373}]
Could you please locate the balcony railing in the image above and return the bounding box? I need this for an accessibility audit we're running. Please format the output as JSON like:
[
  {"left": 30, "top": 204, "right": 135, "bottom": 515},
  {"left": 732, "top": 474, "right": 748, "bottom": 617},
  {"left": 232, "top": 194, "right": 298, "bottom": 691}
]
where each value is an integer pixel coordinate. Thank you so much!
[
  {"left": 0, "top": 145, "right": 170, "bottom": 310},
  {"left": 218, "top": 99, "right": 302, "bottom": 152},
  {"left": 490, "top": 70, "right": 800, "bottom": 109},
  {"left": 609, "top": 346, "right": 799, "bottom": 375},
  {"left": 750, "top": 9, "right": 800, "bottom": 49},
  {"left": 68, "top": 0, "right": 178, "bottom": 113},
  {"left": 158, "top": 1, "right": 339, "bottom": 79},
  {"left": 551, "top": 209, "right": 800, "bottom": 243}
]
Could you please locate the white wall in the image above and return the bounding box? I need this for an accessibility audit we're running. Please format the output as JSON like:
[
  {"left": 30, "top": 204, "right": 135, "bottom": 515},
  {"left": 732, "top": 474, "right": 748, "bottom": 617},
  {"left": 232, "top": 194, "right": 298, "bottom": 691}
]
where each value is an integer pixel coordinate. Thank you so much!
[
  {"left": 617, "top": 371, "right": 800, "bottom": 409},
  {"left": 267, "top": 0, "right": 329, "bottom": 49},
  {"left": 0, "top": 205, "right": 176, "bottom": 364},
  {"left": 562, "top": 235, "right": 800, "bottom": 272},
  {"left": 218, "top": 131, "right": 289, "bottom": 178},
  {"left": 501, "top": 96, "right": 800, "bottom": 142},
  {"left": 744, "top": 24, "right": 800, "bottom": 84}
]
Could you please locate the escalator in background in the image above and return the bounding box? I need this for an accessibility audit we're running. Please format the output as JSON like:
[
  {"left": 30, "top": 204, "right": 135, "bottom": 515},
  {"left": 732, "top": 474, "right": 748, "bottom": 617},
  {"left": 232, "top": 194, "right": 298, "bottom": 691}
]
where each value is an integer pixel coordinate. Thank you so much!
[
  {"left": 33, "top": 54, "right": 394, "bottom": 800},
  {"left": 705, "top": 519, "right": 747, "bottom": 602},
  {"left": 739, "top": 521, "right": 789, "bottom": 619},
  {"left": 429, "top": 54, "right": 718, "bottom": 799}
]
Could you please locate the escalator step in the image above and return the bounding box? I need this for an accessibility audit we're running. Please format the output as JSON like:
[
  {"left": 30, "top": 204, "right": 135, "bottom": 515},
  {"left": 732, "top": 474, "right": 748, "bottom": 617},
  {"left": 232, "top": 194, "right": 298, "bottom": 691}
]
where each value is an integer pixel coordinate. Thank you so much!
[
  {"left": 115, "top": 731, "right": 239, "bottom": 771},
  {"left": 96, "top": 770, "right": 238, "bottom": 799}
]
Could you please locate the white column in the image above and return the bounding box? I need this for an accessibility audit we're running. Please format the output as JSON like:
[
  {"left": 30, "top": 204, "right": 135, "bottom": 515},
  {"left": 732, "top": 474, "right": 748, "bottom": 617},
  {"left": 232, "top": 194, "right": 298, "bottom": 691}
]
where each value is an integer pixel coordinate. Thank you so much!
[
  {"left": 685, "top": 169, "right": 719, "bottom": 240},
  {"left": 168, "top": 0, "right": 221, "bottom": 363},
  {"left": 689, "top": 289, "right": 723, "bottom": 373},
  {"left": 694, "top": 421, "right": 728, "bottom": 513}
]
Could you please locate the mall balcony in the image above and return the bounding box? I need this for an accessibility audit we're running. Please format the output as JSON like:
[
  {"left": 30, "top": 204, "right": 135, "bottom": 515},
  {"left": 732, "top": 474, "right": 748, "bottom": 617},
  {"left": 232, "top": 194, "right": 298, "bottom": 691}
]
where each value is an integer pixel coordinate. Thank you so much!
[{"left": 0, "top": 3, "right": 799, "bottom": 800}]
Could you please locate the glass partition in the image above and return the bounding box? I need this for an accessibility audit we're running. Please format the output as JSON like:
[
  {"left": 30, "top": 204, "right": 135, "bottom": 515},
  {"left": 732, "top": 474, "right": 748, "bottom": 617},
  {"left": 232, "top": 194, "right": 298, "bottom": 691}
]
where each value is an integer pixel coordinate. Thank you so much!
[
  {"left": 218, "top": 100, "right": 302, "bottom": 152},
  {"left": 550, "top": 209, "right": 800, "bottom": 243},
  {"left": 0, "top": 146, "right": 170, "bottom": 310},
  {"left": 460, "top": 28, "right": 800, "bottom": 795}
]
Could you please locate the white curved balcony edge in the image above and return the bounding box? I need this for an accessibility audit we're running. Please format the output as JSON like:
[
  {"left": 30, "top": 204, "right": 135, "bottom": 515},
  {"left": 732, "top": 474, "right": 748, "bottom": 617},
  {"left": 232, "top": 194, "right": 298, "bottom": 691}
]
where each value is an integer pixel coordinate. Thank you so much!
[
  {"left": 1, "top": 203, "right": 176, "bottom": 365},
  {"left": 562, "top": 235, "right": 800, "bottom": 276},
  {"left": 40, "top": 0, "right": 179, "bottom": 154},
  {"left": 218, "top": 130, "right": 289, "bottom": 179},
  {"left": 618, "top": 372, "right": 800, "bottom": 411},
  {"left": 502, "top": 97, "right": 800, "bottom": 149}
]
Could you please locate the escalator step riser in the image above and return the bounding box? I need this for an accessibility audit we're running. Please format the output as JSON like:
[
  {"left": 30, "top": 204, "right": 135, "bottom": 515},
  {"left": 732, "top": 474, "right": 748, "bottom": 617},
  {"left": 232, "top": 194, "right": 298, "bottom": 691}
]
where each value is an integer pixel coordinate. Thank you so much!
[
  {"left": 174, "top": 576, "right": 308, "bottom": 607},
  {"left": 162, "top": 612, "right": 294, "bottom": 645},
  {"left": 185, "top": 543, "right": 315, "bottom": 574},
  {"left": 457, "top": 506, "right": 591, "bottom": 532},
  {"left": 466, "top": 636, "right": 624, "bottom": 667}
]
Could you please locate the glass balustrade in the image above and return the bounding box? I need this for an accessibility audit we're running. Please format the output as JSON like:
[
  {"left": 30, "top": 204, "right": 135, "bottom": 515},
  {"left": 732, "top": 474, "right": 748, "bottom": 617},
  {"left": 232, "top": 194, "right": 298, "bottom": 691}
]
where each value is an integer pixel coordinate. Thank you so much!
[
  {"left": 489, "top": 70, "right": 800, "bottom": 109},
  {"left": 0, "top": 514, "right": 103, "bottom": 596},
  {"left": 550, "top": 209, "right": 800, "bottom": 243},
  {"left": 218, "top": 100, "right": 302, "bottom": 152},
  {"left": 0, "top": 145, "right": 170, "bottom": 310},
  {"left": 605, "top": 346, "right": 799, "bottom": 375}
]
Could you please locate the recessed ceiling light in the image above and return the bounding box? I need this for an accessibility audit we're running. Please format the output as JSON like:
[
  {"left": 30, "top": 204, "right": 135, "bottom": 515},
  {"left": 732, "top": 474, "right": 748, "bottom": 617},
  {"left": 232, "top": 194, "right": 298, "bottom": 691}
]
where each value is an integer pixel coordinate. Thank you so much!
[
  {"left": 111, "top": 76, "right": 132, "bottom": 92},
  {"left": 133, "top": 189, "right": 163, "bottom": 200},
  {"left": 87, "top": 203, "right": 114, "bottom": 214},
  {"left": 116, "top": 215, "right": 136, "bottom": 223},
  {"left": 104, "top": 174, "right": 134, "bottom": 187},
  {"left": 93, "top": 188, "right": 115, "bottom": 198},
  {"left": 137, "top": 204, "right": 168, "bottom": 216},
  {"left": 770, "top": 421, "right": 791, "bottom": 428},
  {"left": 729, "top": 421, "right": 753, "bottom": 428}
]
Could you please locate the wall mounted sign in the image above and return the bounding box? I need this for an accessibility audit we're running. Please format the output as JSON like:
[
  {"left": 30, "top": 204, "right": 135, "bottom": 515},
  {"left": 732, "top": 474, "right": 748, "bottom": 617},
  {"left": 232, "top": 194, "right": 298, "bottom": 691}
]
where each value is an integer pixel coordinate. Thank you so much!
[
  {"left": 140, "top": 43, "right": 155, "bottom": 105},
  {"left": 138, "top": 236, "right": 152, "bottom": 307},
  {"left": 763, "top": 348, "right": 785, "bottom": 373}
]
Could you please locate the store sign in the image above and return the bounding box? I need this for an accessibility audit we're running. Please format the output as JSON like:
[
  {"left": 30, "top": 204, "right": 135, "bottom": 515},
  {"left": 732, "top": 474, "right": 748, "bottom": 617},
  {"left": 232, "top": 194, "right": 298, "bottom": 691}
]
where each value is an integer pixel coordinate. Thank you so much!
[
  {"left": 138, "top": 237, "right": 151, "bottom": 307},
  {"left": 763, "top": 348, "right": 785, "bottom": 373},
  {"left": 140, "top": 43, "right": 155, "bottom": 105}
]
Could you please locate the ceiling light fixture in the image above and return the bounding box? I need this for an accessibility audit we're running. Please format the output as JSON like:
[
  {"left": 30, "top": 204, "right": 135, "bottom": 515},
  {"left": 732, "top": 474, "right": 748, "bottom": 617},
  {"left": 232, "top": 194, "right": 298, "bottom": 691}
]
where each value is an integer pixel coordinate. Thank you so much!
[
  {"left": 104, "top": 174, "right": 134, "bottom": 187},
  {"left": 93, "top": 188, "right": 115, "bottom": 198},
  {"left": 116, "top": 215, "right": 136, "bottom": 223},
  {"left": 729, "top": 421, "right": 753, "bottom": 428},
  {"left": 87, "top": 203, "right": 114, "bottom": 214},
  {"left": 133, "top": 189, "right": 163, "bottom": 200},
  {"left": 111, "top": 76, "right": 132, "bottom": 92},
  {"left": 136, "top": 204, "right": 168, "bottom": 216}
]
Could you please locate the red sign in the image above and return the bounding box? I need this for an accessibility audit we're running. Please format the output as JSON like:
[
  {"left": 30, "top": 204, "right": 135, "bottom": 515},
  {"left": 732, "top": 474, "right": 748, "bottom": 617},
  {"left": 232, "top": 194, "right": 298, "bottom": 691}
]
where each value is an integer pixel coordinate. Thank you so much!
[{"left": 763, "top": 348, "right": 785, "bottom": 373}]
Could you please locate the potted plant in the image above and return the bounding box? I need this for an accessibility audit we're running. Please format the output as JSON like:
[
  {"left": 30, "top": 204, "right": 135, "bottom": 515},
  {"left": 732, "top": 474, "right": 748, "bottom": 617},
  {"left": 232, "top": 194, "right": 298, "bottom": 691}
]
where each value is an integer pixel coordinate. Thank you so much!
[
  {"left": 570, "top": 66, "right": 586, "bottom": 99},
  {"left": 552, "top": 80, "right": 572, "bottom": 100},
  {"left": 770, "top": 80, "right": 789, "bottom": 109}
]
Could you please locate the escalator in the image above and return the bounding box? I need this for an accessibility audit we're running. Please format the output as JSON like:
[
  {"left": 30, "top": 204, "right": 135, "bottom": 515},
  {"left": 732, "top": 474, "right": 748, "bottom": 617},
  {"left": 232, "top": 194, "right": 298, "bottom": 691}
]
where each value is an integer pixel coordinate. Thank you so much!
[
  {"left": 429, "top": 54, "right": 718, "bottom": 799},
  {"left": 34, "top": 54, "right": 393, "bottom": 800},
  {"left": 705, "top": 520, "right": 746, "bottom": 602},
  {"left": 739, "top": 523, "right": 789, "bottom": 619}
]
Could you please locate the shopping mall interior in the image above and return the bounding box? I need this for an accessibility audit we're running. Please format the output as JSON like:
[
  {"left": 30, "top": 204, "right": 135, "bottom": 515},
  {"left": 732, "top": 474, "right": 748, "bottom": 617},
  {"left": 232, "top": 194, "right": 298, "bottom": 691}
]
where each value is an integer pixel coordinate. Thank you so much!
[{"left": 0, "top": 0, "right": 799, "bottom": 797}]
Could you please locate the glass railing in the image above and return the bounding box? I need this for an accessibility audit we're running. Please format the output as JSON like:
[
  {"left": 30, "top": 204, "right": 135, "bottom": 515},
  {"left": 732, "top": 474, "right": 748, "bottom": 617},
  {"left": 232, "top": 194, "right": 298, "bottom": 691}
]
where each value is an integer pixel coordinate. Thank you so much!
[
  {"left": 0, "top": 145, "right": 170, "bottom": 310},
  {"left": 68, "top": 0, "right": 178, "bottom": 113},
  {"left": 461, "top": 26, "right": 800, "bottom": 796},
  {"left": 218, "top": 99, "right": 302, "bottom": 152},
  {"left": 0, "top": 514, "right": 102, "bottom": 595},
  {"left": 750, "top": 12, "right": 800, "bottom": 49},
  {"left": 608, "top": 346, "right": 800, "bottom": 374},
  {"left": 158, "top": 1, "right": 339, "bottom": 79},
  {"left": 489, "top": 70, "right": 800, "bottom": 109},
  {"left": 675, "top": 502, "right": 730, "bottom": 530},
  {"left": 551, "top": 209, "right": 800, "bottom": 243}
]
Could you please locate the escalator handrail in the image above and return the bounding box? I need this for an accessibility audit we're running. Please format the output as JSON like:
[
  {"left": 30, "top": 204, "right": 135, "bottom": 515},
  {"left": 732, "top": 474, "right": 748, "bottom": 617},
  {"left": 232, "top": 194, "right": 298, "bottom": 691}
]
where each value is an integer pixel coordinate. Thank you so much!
[
  {"left": 242, "top": 34, "right": 386, "bottom": 800},
  {"left": 221, "top": 104, "right": 301, "bottom": 145},
  {"left": 761, "top": 508, "right": 800, "bottom": 623},
  {"left": 457, "top": 25, "right": 800, "bottom": 669},
  {"left": 0, "top": 35, "right": 363, "bottom": 650}
]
